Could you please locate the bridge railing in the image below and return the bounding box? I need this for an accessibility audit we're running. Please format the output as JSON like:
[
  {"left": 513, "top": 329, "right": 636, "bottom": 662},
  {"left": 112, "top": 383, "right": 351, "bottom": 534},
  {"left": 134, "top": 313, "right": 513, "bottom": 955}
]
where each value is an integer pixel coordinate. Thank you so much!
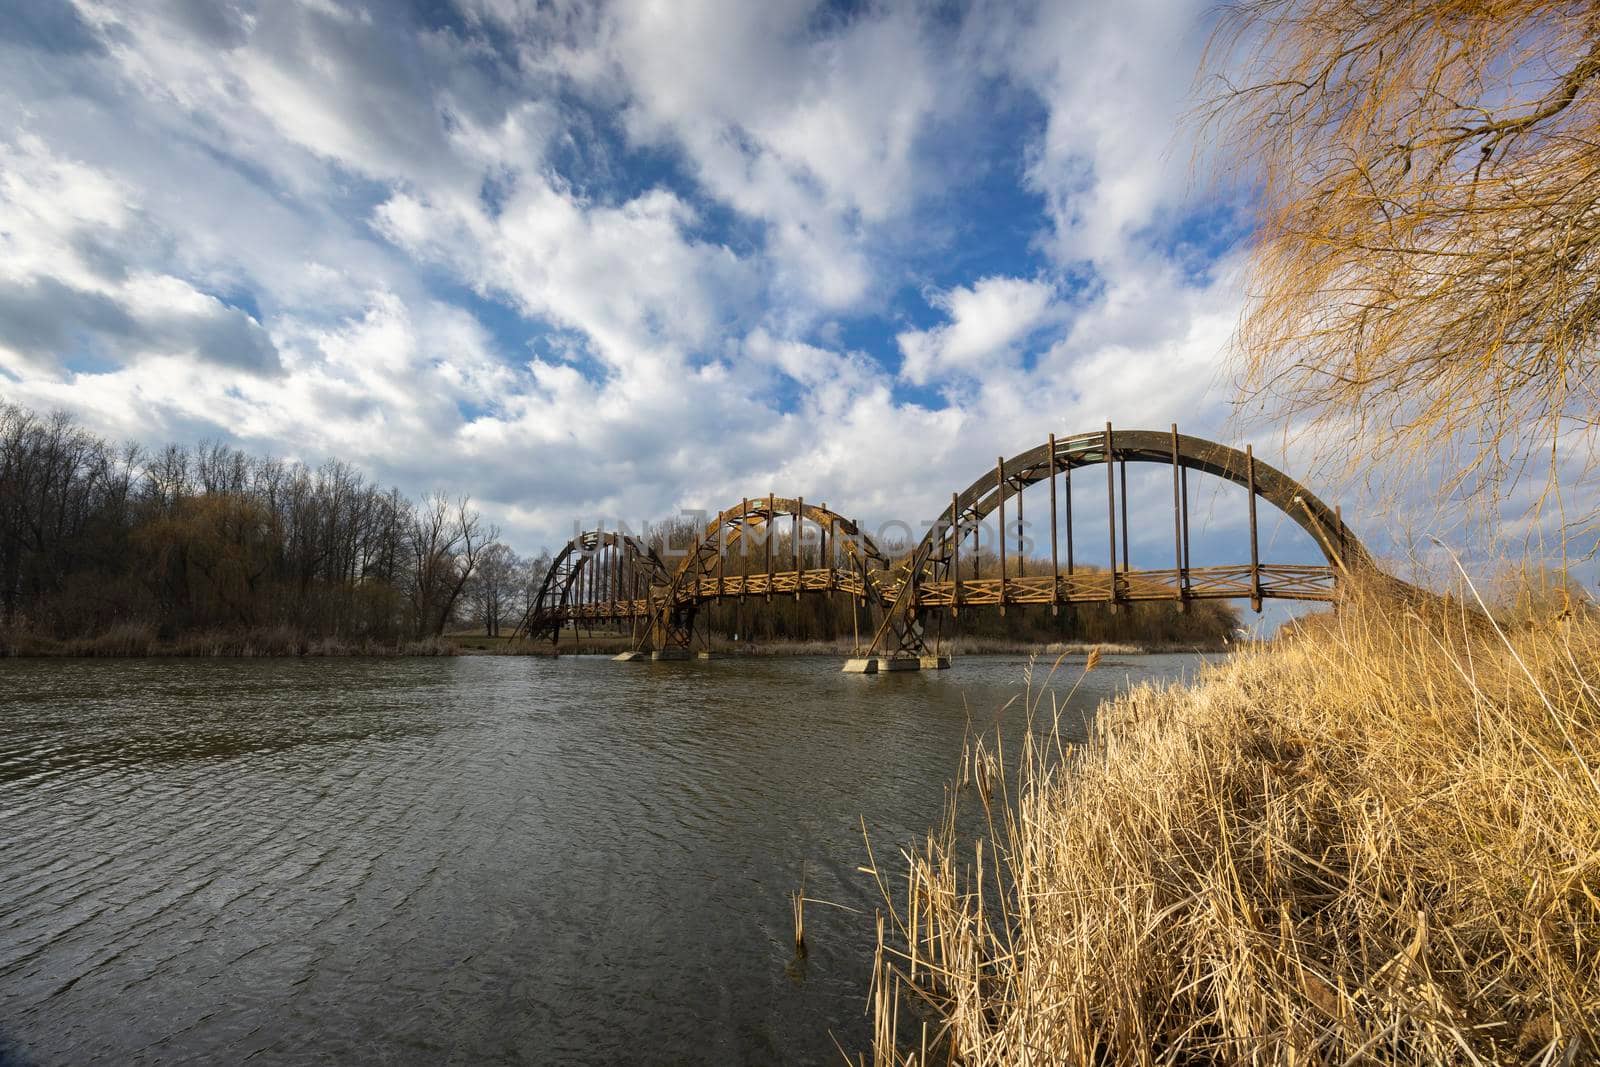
[{"left": 687, "top": 568, "right": 871, "bottom": 600}]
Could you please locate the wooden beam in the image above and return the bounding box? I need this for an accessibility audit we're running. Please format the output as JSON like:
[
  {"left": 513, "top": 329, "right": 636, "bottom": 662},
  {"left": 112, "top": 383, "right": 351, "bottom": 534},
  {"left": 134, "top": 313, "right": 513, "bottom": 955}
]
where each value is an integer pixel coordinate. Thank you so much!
[
  {"left": 1048, "top": 433, "right": 1059, "bottom": 615},
  {"left": 996, "top": 456, "right": 1007, "bottom": 615}
]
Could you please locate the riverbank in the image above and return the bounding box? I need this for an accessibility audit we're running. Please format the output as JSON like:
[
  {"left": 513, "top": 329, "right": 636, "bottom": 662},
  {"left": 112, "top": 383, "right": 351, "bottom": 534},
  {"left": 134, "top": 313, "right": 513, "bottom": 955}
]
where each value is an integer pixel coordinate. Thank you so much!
[
  {"left": 1, "top": 625, "right": 1214, "bottom": 658},
  {"left": 0, "top": 624, "right": 459, "bottom": 658},
  {"left": 869, "top": 583, "right": 1599, "bottom": 1063}
]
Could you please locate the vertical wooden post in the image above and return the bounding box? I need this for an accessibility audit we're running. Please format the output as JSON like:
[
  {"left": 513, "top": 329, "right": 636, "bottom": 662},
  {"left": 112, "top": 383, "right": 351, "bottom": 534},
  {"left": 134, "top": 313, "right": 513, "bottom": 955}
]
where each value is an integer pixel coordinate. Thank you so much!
[
  {"left": 1048, "top": 434, "right": 1059, "bottom": 615},
  {"left": 1120, "top": 456, "right": 1130, "bottom": 575},
  {"left": 859, "top": 532, "right": 869, "bottom": 606},
  {"left": 610, "top": 539, "right": 619, "bottom": 620},
  {"left": 1016, "top": 471, "right": 1025, "bottom": 578},
  {"left": 972, "top": 499, "right": 980, "bottom": 580},
  {"left": 740, "top": 497, "right": 750, "bottom": 601},
  {"left": 1104, "top": 423, "right": 1117, "bottom": 606},
  {"left": 821, "top": 508, "right": 831, "bottom": 590},
  {"left": 852, "top": 574, "right": 860, "bottom": 649},
  {"left": 996, "top": 456, "right": 1007, "bottom": 616},
  {"left": 1065, "top": 463, "right": 1074, "bottom": 575},
  {"left": 951, "top": 492, "right": 962, "bottom": 617},
  {"left": 1170, "top": 424, "right": 1184, "bottom": 607},
  {"left": 1247, "top": 444, "right": 1262, "bottom": 612},
  {"left": 794, "top": 498, "right": 803, "bottom": 601},
  {"left": 766, "top": 492, "right": 774, "bottom": 602},
  {"left": 819, "top": 505, "right": 832, "bottom": 588},
  {"left": 716, "top": 519, "right": 725, "bottom": 600},
  {"left": 1180, "top": 464, "right": 1191, "bottom": 596}
]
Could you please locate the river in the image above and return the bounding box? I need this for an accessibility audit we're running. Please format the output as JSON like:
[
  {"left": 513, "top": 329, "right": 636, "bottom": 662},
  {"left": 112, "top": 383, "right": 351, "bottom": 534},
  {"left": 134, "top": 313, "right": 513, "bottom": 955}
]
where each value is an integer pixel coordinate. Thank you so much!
[{"left": 0, "top": 652, "right": 1210, "bottom": 1065}]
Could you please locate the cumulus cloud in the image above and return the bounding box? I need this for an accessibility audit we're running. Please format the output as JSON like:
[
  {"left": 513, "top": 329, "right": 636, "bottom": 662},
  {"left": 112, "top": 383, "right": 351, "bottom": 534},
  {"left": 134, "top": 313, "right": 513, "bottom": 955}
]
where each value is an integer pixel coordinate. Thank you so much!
[
  {"left": 978, "top": 0, "right": 1218, "bottom": 271},
  {"left": 0, "top": 275, "right": 280, "bottom": 375},
  {"left": 897, "top": 277, "right": 1065, "bottom": 386},
  {"left": 375, "top": 180, "right": 756, "bottom": 373},
  {"left": 0, "top": 0, "right": 1313, "bottom": 567},
  {"left": 0, "top": 135, "right": 281, "bottom": 376}
]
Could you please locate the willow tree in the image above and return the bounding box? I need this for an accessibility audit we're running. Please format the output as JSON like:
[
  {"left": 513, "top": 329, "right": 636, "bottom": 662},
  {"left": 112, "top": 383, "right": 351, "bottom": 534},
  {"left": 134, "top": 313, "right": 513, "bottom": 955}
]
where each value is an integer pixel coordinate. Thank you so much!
[{"left": 1205, "top": 2, "right": 1600, "bottom": 530}]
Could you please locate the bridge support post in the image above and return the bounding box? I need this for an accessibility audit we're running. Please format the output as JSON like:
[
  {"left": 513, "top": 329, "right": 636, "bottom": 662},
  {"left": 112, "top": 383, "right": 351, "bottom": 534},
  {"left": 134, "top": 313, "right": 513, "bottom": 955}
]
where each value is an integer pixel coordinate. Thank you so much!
[
  {"left": 1247, "top": 444, "right": 1263, "bottom": 613},
  {"left": 1048, "top": 433, "right": 1059, "bottom": 616},
  {"left": 950, "top": 493, "right": 961, "bottom": 617},
  {"left": 1105, "top": 423, "right": 1119, "bottom": 612},
  {"left": 1171, "top": 424, "right": 1189, "bottom": 613},
  {"left": 996, "top": 456, "right": 1007, "bottom": 616}
]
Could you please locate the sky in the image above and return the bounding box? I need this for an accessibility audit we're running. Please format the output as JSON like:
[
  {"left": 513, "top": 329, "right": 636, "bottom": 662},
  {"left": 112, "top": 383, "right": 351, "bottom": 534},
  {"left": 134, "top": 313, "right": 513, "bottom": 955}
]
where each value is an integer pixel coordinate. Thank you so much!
[{"left": 0, "top": 0, "right": 1472, "bottom": 606}]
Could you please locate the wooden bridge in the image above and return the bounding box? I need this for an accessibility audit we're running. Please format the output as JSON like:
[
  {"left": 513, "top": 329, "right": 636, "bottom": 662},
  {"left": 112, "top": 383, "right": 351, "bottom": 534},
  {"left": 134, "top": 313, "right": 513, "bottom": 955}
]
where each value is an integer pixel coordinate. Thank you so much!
[{"left": 513, "top": 425, "right": 1368, "bottom": 670}]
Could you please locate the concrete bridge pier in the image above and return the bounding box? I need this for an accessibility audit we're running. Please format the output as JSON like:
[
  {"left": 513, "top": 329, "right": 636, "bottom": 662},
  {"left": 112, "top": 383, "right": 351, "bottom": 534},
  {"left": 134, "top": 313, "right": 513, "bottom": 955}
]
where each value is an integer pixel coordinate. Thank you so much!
[{"left": 841, "top": 653, "right": 952, "bottom": 673}]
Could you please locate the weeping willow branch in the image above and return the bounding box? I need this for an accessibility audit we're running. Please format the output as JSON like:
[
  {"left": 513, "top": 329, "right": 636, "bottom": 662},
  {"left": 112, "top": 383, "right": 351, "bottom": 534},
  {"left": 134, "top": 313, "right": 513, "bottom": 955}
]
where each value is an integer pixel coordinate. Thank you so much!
[{"left": 1203, "top": 1, "right": 1600, "bottom": 539}]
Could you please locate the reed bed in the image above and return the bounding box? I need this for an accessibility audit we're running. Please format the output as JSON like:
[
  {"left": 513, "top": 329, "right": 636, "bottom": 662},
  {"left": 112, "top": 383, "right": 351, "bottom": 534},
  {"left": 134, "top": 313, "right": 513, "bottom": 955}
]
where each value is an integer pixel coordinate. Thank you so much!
[{"left": 865, "top": 579, "right": 1600, "bottom": 1064}]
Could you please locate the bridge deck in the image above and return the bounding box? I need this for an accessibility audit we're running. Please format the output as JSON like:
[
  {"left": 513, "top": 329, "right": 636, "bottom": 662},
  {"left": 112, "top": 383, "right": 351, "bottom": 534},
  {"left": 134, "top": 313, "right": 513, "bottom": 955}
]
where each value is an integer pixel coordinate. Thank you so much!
[
  {"left": 539, "top": 562, "right": 1335, "bottom": 626},
  {"left": 916, "top": 563, "right": 1335, "bottom": 605}
]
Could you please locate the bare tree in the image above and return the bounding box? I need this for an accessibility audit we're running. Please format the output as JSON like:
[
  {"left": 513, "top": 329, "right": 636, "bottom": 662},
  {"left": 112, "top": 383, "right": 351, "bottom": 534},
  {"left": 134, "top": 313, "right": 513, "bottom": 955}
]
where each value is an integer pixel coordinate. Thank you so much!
[
  {"left": 465, "top": 542, "right": 518, "bottom": 636},
  {"left": 407, "top": 492, "right": 498, "bottom": 637},
  {"left": 1204, "top": 2, "right": 1600, "bottom": 530}
]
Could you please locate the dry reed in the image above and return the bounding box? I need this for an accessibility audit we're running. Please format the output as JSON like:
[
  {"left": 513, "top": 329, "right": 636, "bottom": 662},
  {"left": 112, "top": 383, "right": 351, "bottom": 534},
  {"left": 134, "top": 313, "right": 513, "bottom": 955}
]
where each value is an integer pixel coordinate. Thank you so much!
[{"left": 865, "top": 577, "right": 1600, "bottom": 1064}]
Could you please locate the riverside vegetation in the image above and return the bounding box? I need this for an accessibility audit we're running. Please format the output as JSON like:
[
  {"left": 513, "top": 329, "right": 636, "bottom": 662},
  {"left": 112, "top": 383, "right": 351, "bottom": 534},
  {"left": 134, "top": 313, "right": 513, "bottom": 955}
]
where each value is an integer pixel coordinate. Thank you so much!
[{"left": 864, "top": 576, "right": 1600, "bottom": 1063}]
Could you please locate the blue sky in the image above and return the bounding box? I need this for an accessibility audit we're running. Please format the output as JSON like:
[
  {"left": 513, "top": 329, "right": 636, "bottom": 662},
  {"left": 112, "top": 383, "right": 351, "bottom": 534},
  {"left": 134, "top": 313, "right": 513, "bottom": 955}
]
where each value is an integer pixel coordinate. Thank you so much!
[{"left": 4, "top": 0, "right": 1474, "bottom": 615}]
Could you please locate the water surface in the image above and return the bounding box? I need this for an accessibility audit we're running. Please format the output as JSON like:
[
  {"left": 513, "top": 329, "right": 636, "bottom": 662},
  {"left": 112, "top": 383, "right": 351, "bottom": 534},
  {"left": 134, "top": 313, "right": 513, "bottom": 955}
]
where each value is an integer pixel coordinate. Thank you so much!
[{"left": 0, "top": 652, "right": 1209, "bottom": 1065}]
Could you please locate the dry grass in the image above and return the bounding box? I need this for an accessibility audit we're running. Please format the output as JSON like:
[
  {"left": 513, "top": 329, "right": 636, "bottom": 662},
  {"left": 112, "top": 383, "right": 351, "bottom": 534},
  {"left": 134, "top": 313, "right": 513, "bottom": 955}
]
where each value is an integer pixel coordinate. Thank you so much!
[{"left": 865, "top": 578, "right": 1600, "bottom": 1064}]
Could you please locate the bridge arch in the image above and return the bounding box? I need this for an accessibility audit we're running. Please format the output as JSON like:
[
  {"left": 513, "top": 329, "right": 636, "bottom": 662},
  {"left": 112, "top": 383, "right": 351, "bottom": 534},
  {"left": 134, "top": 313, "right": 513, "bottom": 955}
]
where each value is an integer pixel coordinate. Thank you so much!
[
  {"left": 517, "top": 529, "right": 673, "bottom": 643},
  {"left": 649, "top": 496, "right": 896, "bottom": 650},
  {"left": 866, "top": 425, "right": 1369, "bottom": 654},
  {"left": 513, "top": 425, "right": 1375, "bottom": 664}
]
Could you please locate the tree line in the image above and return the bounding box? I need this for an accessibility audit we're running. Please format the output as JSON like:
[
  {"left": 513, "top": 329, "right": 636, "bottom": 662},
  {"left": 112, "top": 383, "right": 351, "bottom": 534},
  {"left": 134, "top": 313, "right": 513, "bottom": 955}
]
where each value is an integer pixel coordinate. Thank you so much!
[{"left": 0, "top": 403, "right": 548, "bottom": 648}]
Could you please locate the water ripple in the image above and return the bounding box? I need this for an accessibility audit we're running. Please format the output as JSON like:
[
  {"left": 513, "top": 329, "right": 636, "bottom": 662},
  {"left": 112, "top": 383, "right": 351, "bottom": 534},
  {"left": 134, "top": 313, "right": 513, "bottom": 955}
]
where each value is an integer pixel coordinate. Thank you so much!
[{"left": 0, "top": 653, "right": 1210, "bottom": 1065}]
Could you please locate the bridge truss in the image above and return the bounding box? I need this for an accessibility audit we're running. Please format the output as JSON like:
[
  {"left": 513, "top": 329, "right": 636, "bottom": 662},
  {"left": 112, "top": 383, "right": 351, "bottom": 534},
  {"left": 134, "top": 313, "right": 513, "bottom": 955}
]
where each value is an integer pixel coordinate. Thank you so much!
[{"left": 512, "top": 425, "right": 1369, "bottom": 666}]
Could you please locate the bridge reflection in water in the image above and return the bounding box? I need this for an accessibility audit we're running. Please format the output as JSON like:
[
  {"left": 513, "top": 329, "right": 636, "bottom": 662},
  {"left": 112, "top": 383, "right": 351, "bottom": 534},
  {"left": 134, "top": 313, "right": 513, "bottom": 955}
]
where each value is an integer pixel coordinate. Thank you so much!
[{"left": 514, "top": 424, "right": 1368, "bottom": 671}]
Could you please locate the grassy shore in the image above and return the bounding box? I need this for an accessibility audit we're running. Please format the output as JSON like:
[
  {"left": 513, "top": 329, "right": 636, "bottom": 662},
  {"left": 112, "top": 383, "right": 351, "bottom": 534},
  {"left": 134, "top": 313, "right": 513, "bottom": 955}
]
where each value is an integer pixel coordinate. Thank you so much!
[{"left": 867, "top": 581, "right": 1599, "bottom": 1063}]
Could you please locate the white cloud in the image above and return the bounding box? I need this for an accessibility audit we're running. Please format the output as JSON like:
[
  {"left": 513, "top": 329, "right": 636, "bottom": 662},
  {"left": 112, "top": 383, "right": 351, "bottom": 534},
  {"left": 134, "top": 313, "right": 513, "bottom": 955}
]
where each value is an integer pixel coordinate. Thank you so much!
[
  {"left": 0, "top": 0, "right": 1369, "bottom": 574},
  {"left": 980, "top": 0, "right": 1216, "bottom": 270},
  {"left": 504, "top": 0, "right": 952, "bottom": 312},
  {"left": 897, "top": 276, "right": 1064, "bottom": 386},
  {"left": 0, "top": 135, "right": 280, "bottom": 376},
  {"left": 375, "top": 178, "right": 756, "bottom": 375}
]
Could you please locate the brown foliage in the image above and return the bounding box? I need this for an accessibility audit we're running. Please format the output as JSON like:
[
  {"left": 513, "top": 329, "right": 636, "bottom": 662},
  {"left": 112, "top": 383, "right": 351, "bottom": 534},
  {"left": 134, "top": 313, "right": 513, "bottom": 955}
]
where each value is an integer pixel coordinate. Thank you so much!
[{"left": 1204, "top": 1, "right": 1600, "bottom": 527}]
